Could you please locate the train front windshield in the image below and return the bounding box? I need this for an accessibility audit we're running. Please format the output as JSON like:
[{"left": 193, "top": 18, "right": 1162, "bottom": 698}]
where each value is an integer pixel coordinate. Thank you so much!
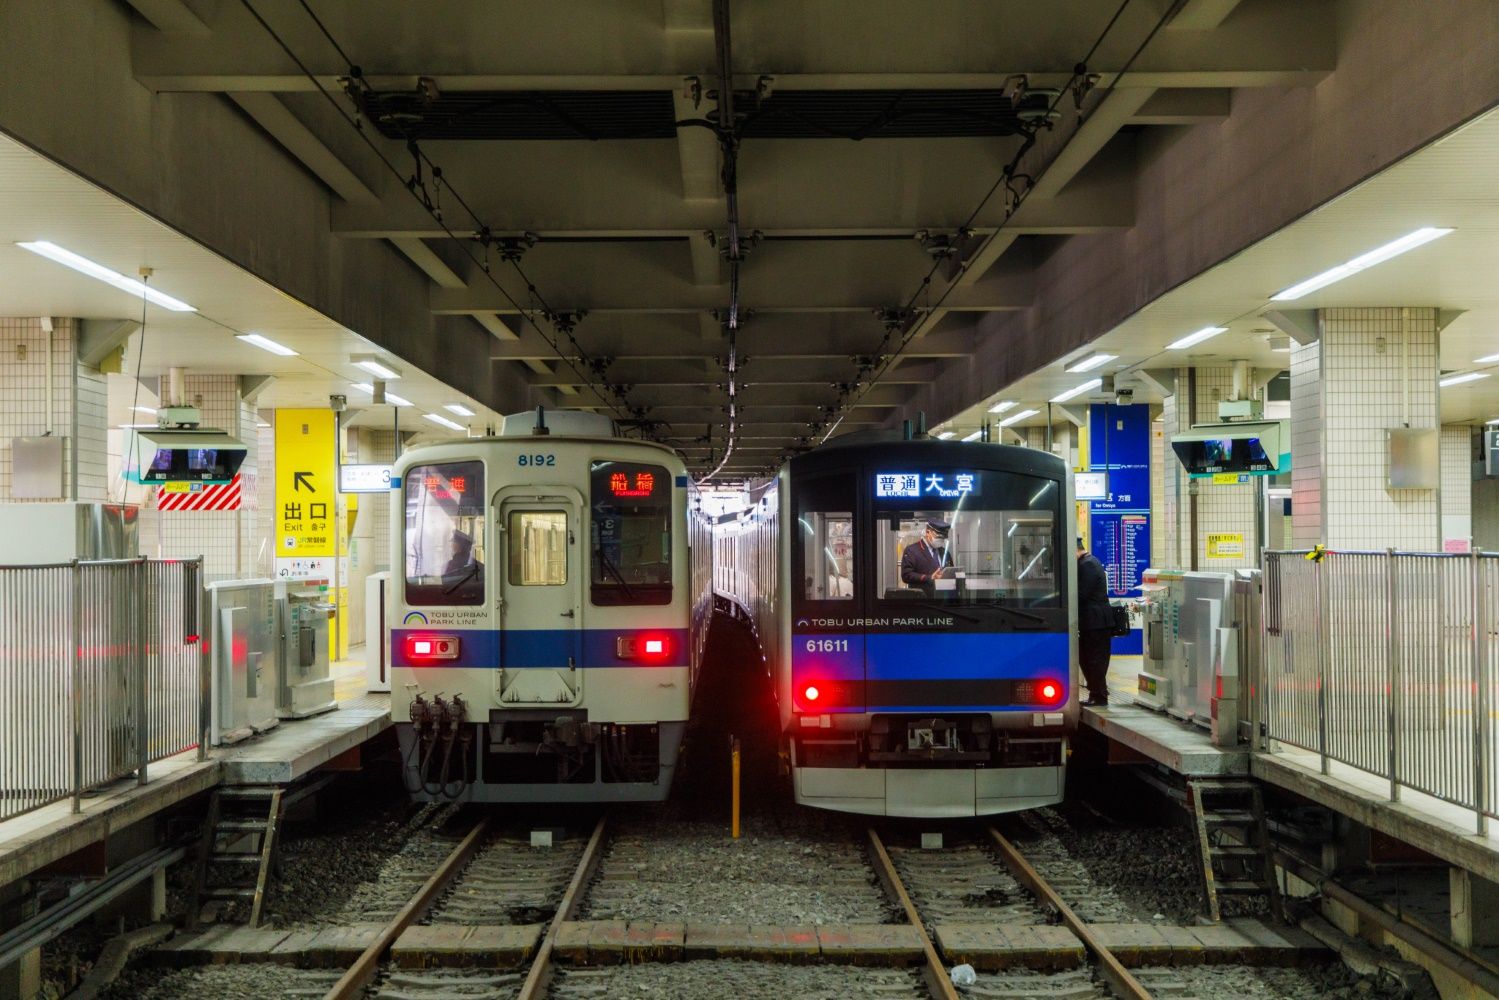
[{"left": 869, "top": 468, "right": 1062, "bottom": 608}]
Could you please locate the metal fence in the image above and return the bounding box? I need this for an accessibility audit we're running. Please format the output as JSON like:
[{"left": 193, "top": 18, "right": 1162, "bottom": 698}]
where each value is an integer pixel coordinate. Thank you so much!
[
  {"left": 0, "top": 558, "right": 208, "bottom": 822},
  {"left": 1262, "top": 549, "right": 1498, "bottom": 833}
]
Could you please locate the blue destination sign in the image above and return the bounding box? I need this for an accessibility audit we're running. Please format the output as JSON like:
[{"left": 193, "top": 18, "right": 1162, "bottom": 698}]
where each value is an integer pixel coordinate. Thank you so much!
[{"left": 873, "top": 472, "right": 981, "bottom": 499}]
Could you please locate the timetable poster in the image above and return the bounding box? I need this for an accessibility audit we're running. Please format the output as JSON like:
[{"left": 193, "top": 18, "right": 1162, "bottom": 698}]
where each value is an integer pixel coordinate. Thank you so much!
[{"left": 1087, "top": 404, "right": 1151, "bottom": 655}]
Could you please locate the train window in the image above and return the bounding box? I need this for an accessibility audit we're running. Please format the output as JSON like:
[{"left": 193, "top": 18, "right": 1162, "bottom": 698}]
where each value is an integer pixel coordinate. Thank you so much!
[
  {"left": 507, "top": 511, "right": 568, "bottom": 586},
  {"left": 800, "top": 512, "right": 855, "bottom": 600},
  {"left": 404, "top": 461, "right": 486, "bottom": 606},
  {"left": 590, "top": 461, "right": 672, "bottom": 606},
  {"left": 877, "top": 508, "right": 1059, "bottom": 606}
]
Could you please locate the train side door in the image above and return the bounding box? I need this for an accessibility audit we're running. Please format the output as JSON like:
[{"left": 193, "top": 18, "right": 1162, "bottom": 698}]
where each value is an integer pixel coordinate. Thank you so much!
[{"left": 494, "top": 486, "right": 584, "bottom": 706}]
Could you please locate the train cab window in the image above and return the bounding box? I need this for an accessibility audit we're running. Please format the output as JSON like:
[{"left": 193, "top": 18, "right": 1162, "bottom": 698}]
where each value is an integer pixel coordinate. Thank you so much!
[
  {"left": 795, "top": 473, "right": 856, "bottom": 602},
  {"left": 590, "top": 460, "right": 672, "bottom": 606},
  {"left": 507, "top": 511, "right": 568, "bottom": 586},
  {"left": 404, "top": 461, "right": 486, "bottom": 606}
]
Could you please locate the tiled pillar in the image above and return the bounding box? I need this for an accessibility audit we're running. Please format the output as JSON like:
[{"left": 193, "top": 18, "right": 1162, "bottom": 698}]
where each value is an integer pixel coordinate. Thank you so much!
[
  {"left": 1291, "top": 307, "right": 1440, "bottom": 550},
  {"left": 1157, "top": 367, "right": 1261, "bottom": 570},
  {"left": 1441, "top": 425, "right": 1474, "bottom": 551},
  {"left": 0, "top": 317, "right": 107, "bottom": 502}
]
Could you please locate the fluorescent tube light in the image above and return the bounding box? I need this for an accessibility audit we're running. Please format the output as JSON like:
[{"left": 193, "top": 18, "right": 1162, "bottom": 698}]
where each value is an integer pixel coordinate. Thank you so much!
[
  {"left": 998, "top": 408, "right": 1039, "bottom": 428},
  {"left": 1167, "top": 326, "right": 1227, "bottom": 351},
  {"left": 1475, "top": 353, "right": 1499, "bottom": 364},
  {"left": 133, "top": 406, "right": 157, "bottom": 415},
  {"left": 354, "top": 358, "right": 401, "bottom": 380},
  {"left": 443, "top": 403, "right": 475, "bottom": 417},
  {"left": 237, "top": 333, "right": 298, "bottom": 357},
  {"left": 1065, "top": 352, "right": 1116, "bottom": 374},
  {"left": 987, "top": 401, "right": 1017, "bottom": 414},
  {"left": 1439, "top": 372, "right": 1490, "bottom": 388},
  {"left": 1271, "top": 228, "right": 1454, "bottom": 301},
  {"left": 1051, "top": 378, "right": 1102, "bottom": 404},
  {"left": 936, "top": 431, "right": 955, "bottom": 440},
  {"left": 424, "top": 412, "right": 464, "bottom": 431},
  {"left": 961, "top": 430, "right": 982, "bottom": 442},
  {"left": 16, "top": 241, "right": 196, "bottom": 312},
  {"left": 351, "top": 382, "right": 412, "bottom": 406}
]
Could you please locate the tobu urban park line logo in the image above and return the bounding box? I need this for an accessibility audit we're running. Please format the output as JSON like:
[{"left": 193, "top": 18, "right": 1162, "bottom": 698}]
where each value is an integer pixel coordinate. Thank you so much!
[{"left": 874, "top": 472, "right": 980, "bottom": 499}]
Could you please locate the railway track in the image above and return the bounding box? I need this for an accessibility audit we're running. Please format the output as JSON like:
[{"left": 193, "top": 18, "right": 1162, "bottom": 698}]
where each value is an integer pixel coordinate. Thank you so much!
[{"left": 868, "top": 823, "right": 1156, "bottom": 1000}]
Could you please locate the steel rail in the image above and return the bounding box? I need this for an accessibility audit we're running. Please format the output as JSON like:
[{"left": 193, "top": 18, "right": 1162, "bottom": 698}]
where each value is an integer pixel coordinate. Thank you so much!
[
  {"left": 866, "top": 828, "right": 960, "bottom": 1000},
  {"left": 322, "top": 817, "right": 490, "bottom": 1000},
  {"left": 516, "top": 814, "right": 610, "bottom": 1000},
  {"left": 986, "top": 826, "right": 1152, "bottom": 1000}
]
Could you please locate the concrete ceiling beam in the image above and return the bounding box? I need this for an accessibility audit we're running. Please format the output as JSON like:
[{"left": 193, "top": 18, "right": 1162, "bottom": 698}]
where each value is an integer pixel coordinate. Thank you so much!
[
  {"left": 1129, "top": 88, "right": 1231, "bottom": 125},
  {"left": 389, "top": 237, "right": 467, "bottom": 289},
  {"left": 130, "top": 1, "right": 1332, "bottom": 90},
  {"left": 227, "top": 92, "right": 378, "bottom": 204},
  {"left": 488, "top": 319, "right": 974, "bottom": 361},
  {"left": 121, "top": 0, "right": 207, "bottom": 35}
]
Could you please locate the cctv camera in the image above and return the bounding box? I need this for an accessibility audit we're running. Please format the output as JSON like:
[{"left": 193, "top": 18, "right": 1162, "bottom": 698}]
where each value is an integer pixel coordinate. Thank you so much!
[
  {"left": 1115, "top": 387, "right": 1134, "bottom": 406},
  {"left": 329, "top": 394, "right": 347, "bottom": 412}
]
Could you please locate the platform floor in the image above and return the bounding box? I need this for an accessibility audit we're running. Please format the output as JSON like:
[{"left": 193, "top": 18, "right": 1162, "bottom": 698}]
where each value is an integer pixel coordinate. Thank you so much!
[
  {"left": 1079, "top": 656, "right": 1250, "bottom": 777},
  {"left": 0, "top": 655, "right": 392, "bottom": 885}
]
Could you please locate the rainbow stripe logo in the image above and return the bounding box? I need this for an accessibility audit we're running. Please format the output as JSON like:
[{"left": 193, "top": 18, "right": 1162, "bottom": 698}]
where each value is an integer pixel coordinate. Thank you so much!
[{"left": 402, "top": 611, "right": 429, "bottom": 625}]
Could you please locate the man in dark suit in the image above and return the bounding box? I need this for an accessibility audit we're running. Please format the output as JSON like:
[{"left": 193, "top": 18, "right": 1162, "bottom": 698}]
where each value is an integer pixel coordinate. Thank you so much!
[
  {"left": 901, "top": 520, "right": 949, "bottom": 596},
  {"left": 1076, "top": 537, "right": 1114, "bottom": 706}
]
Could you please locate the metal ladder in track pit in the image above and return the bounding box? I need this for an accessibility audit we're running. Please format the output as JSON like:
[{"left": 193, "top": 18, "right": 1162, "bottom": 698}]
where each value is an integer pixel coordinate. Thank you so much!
[
  {"left": 188, "top": 775, "right": 334, "bottom": 928},
  {"left": 1190, "top": 779, "right": 1281, "bottom": 923}
]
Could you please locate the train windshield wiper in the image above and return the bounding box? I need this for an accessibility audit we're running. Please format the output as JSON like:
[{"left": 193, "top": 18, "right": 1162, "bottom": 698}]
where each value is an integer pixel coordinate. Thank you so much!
[
  {"left": 594, "top": 545, "right": 635, "bottom": 600},
  {"left": 903, "top": 601, "right": 981, "bottom": 624}
]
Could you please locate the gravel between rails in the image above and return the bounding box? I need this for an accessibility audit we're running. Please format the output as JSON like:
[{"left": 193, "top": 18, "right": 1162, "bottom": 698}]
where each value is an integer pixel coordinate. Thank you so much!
[
  {"left": 548, "top": 959, "right": 925, "bottom": 999},
  {"left": 428, "top": 834, "right": 585, "bottom": 925},
  {"left": 885, "top": 836, "right": 1046, "bottom": 926},
  {"left": 100, "top": 964, "right": 342, "bottom": 999},
  {"left": 584, "top": 813, "right": 891, "bottom": 925}
]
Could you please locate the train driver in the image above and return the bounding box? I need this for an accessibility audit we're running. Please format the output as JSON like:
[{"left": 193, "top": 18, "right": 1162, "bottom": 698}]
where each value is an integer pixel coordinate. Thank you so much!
[
  {"left": 900, "top": 519, "right": 950, "bottom": 596},
  {"left": 444, "top": 529, "right": 483, "bottom": 579}
]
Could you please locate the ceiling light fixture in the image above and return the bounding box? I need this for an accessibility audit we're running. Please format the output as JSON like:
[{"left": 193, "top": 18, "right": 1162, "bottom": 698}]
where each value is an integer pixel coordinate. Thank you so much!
[
  {"left": 1475, "top": 353, "right": 1499, "bottom": 365},
  {"left": 1051, "top": 378, "right": 1102, "bottom": 404},
  {"left": 351, "top": 382, "right": 412, "bottom": 406},
  {"left": 1167, "top": 326, "right": 1228, "bottom": 351},
  {"left": 423, "top": 412, "right": 464, "bottom": 431},
  {"left": 988, "top": 401, "right": 1017, "bottom": 414},
  {"left": 354, "top": 358, "right": 401, "bottom": 380},
  {"left": 17, "top": 241, "right": 196, "bottom": 312},
  {"left": 1270, "top": 227, "right": 1454, "bottom": 301},
  {"left": 133, "top": 406, "right": 157, "bottom": 415},
  {"left": 443, "top": 403, "right": 475, "bottom": 417},
  {"left": 961, "top": 430, "right": 982, "bottom": 442},
  {"left": 1439, "top": 372, "right": 1490, "bottom": 388},
  {"left": 998, "top": 408, "right": 1039, "bottom": 428},
  {"left": 936, "top": 431, "right": 955, "bottom": 440},
  {"left": 1065, "top": 352, "right": 1116, "bottom": 374},
  {"left": 237, "top": 333, "right": 298, "bottom": 357}
]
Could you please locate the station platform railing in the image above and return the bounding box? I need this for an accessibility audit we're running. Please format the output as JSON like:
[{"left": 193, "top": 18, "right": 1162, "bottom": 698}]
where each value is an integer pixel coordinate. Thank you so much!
[{"left": 0, "top": 557, "right": 207, "bottom": 822}]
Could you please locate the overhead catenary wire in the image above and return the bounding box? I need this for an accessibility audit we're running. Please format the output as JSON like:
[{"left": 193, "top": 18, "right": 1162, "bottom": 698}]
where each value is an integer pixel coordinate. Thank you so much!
[
  {"left": 815, "top": 0, "right": 1181, "bottom": 450},
  {"left": 237, "top": 0, "right": 646, "bottom": 430}
]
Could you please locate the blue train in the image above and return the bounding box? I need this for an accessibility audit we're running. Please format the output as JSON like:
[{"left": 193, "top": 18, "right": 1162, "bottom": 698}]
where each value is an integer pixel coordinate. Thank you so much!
[{"left": 717, "top": 433, "right": 1078, "bottom": 817}]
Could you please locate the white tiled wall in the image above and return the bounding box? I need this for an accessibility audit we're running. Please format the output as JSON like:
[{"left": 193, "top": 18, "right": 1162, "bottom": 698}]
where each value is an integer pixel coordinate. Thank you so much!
[
  {"left": 1292, "top": 308, "right": 1441, "bottom": 550},
  {"left": 1441, "top": 424, "right": 1473, "bottom": 547},
  {"left": 1156, "top": 367, "right": 1260, "bottom": 570},
  {"left": 0, "top": 317, "right": 105, "bottom": 502}
]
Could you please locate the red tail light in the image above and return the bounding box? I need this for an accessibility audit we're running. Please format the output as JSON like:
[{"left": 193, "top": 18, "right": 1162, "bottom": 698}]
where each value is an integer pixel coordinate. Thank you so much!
[
  {"left": 404, "top": 633, "right": 459, "bottom": 663},
  {"left": 1040, "top": 682, "right": 1059, "bottom": 702},
  {"left": 804, "top": 685, "right": 820, "bottom": 702},
  {"left": 616, "top": 633, "right": 673, "bottom": 663}
]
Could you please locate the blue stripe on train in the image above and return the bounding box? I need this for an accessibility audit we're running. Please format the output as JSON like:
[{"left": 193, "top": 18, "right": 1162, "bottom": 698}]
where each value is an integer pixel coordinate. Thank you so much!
[
  {"left": 391, "top": 627, "right": 690, "bottom": 669},
  {"left": 791, "top": 630, "right": 1070, "bottom": 712}
]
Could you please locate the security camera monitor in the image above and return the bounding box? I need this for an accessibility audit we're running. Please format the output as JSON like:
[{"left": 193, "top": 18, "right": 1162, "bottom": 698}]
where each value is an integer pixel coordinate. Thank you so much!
[{"left": 1171, "top": 428, "right": 1277, "bottom": 475}]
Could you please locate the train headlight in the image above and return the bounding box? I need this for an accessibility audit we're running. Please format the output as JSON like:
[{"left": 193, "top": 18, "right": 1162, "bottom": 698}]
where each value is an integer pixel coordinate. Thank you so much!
[{"left": 404, "top": 633, "right": 460, "bottom": 663}]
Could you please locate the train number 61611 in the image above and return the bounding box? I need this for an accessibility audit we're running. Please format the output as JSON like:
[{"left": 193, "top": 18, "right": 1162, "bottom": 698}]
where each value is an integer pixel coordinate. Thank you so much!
[
  {"left": 804, "top": 638, "right": 850, "bottom": 653},
  {"left": 518, "top": 454, "right": 556, "bottom": 467}
]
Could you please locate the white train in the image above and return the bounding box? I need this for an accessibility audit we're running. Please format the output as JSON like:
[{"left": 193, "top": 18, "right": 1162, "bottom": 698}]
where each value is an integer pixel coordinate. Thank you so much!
[{"left": 389, "top": 410, "right": 710, "bottom": 802}]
